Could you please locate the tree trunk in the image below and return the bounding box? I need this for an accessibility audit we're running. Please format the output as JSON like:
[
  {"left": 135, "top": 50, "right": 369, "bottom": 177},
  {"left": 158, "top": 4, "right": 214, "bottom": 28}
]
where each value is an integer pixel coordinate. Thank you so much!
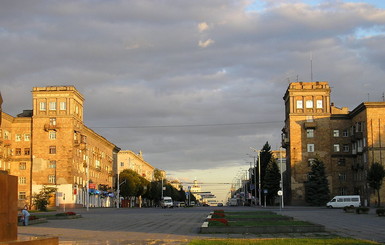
[{"left": 378, "top": 189, "right": 381, "bottom": 207}]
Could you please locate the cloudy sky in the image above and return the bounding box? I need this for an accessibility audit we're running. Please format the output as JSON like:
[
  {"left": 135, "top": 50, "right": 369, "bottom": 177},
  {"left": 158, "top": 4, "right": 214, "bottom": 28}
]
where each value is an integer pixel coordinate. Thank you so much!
[{"left": 1, "top": 0, "right": 385, "bottom": 202}]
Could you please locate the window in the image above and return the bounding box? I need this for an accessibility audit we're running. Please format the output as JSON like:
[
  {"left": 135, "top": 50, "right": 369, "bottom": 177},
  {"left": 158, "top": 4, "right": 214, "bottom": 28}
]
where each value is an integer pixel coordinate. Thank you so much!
[
  {"left": 338, "top": 158, "right": 346, "bottom": 166},
  {"left": 49, "top": 131, "right": 56, "bottom": 140},
  {"left": 40, "top": 102, "right": 46, "bottom": 111},
  {"left": 49, "top": 118, "right": 57, "bottom": 126},
  {"left": 19, "top": 177, "right": 27, "bottom": 184},
  {"left": 49, "top": 146, "right": 56, "bottom": 154},
  {"left": 339, "top": 188, "right": 347, "bottom": 195},
  {"left": 48, "top": 175, "right": 56, "bottom": 184},
  {"left": 15, "top": 148, "right": 22, "bottom": 156},
  {"left": 24, "top": 148, "right": 30, "bottom": 155},
  {"left": 60, "top": 101, "right": 66, "bottom": 110},
  {"left": 342, "top": 130, "right": 348, "bottom": 137},
  {"left": 49, "top": 160, "right": 56, "bottom": 168},
  {"left": 4, "top": 130, "right": 9, "bottom": 140},
  {"left": 75, "top": 106, "right": 79, "bottom": 114},
  {"left": 316, "top": 100, "right": 323, "bottom": 108},
  {"left": 15, "top": 134, "right": 21, "bottom": 142},
  {"left": 338, "top": 173, "right": 347, "bottom": 181},
  {"left": 296, "top": 100, "right": 303, "bottom": 109},
  {"left": 24, "top": 134, "right": 30, "bottom": 141},
  {"left": 19, "top": 162, "right": 27, "bottom": 170},
  {"left": 19, "top": 192, "right": 26, "bottom": 200},
  {"left": 306, "top": 100, "right": 313, "bottom": 108},
  {"left": 49, "top": 102, "right": 56, "bottom": 110},
  {"left": 333, "top": 130, "right": 339, "bottom": 137},
  {"left": 334, "top": 144, "right": 340, "bottom": 152},
  {"left": 120, "top": 162, "right": 124, "bottom": 167},
  {"left": 307, "top": 144, "right": 314, "bottom": 152},
  {"left": 343, "top": 144, "right": 350, "bottom": 152},
  {"left": 306, "top": 129, "right": 314, "bottom": 138},
  {"left": 95, "top": 159, "right": 101, "bottom": 169}
]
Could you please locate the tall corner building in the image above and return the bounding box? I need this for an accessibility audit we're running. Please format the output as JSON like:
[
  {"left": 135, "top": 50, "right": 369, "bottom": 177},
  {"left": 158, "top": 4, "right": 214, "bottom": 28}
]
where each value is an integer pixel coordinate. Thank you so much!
[
  {"left": 282, "top": 81, "right": 385, "bottom": 206},
  {"left": 1, "top": 86, "right": 120, "bottom": 208}
]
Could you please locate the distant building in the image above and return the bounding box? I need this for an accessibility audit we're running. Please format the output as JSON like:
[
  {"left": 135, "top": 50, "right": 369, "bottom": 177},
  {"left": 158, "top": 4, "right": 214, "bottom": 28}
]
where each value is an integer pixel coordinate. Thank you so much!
[
  {"left": 117, "top": 150, "right": 154, "bottom": 181},
  {"left": 282, "top": 81, "right": 385, "bottom": 206},
  {"left": 0, "top": 86, "right": 120, "bottom": 208}
]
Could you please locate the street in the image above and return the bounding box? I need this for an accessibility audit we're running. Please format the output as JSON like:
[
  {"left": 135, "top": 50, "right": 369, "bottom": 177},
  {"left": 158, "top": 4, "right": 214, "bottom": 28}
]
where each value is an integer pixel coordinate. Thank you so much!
[{"left": 17, "top": 206, "right": 385, "bottom": 244}]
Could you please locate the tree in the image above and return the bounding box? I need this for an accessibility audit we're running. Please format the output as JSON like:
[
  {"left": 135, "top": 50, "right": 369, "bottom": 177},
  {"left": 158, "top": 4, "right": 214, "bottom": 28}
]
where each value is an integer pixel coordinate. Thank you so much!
[
  {"left": 367, "top": 162, "right": 385, "bottom": 207},
  {"left": 119, "top": 169, "right": 148, "bottom": 198},
  {"left": 304, "top": 158, "right": 330, "bottom": 206},
  {"left": 259, "top": 142, "right": 273, "bottom": 189},
  {"left": 262, "top": 158, "right": 281, "bottom": 205},
  {"left": 153, "top": 168, "right": 163, "bottom": 181},
  {"left": 32, "top": 186, "right": 57, "bottom": 211}
]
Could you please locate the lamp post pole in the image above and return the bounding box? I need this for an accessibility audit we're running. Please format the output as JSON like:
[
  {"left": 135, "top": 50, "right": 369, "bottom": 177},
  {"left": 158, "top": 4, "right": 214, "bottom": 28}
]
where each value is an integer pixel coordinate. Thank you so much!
[
  {"left": 258, "top": 151, "right": 261, "bottom": 206},
  {"left": 280, "top": 147, "right": 284, "bottom": 208}
]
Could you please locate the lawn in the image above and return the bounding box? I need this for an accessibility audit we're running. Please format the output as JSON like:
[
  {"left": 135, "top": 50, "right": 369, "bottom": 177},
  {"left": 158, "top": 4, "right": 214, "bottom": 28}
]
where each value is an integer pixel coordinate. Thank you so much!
[{"left": 188, "top": 238, "right": 380, "bottom": 245}]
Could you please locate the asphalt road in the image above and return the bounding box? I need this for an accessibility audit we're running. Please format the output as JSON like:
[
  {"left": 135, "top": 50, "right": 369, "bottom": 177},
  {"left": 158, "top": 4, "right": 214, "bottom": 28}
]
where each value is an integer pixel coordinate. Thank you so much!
[{"left": 17, "top": 206, "right": 385, "bottom": 244}]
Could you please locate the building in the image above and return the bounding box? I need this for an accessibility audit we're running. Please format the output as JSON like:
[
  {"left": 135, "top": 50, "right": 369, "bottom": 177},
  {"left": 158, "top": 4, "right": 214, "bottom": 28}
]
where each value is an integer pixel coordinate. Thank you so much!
[
  {"left": 117, "top": 150, "right": 154, "bottom": 181},
  {"left": 1, "top": 86, "right": 120, "bottom": 208},
  {"left": 282, "top": 81, "right": 385, "bottom": 206}
]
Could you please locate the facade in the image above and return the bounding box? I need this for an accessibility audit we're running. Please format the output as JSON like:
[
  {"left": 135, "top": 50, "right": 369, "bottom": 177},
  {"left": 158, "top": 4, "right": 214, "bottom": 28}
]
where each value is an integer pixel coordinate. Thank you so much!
[
  {"left": 282, "top": 81, "right": 385, "bottom": 206},
  {"left": 117, "top": 150, "right": 154, "bottom": 181},
  {"left": 1, "top": 86, "right": 120, "bottom": 208}
]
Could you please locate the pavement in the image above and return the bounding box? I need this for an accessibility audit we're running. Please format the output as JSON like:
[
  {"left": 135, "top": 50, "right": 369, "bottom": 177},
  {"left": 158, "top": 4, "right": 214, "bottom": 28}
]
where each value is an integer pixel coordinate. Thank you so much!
[{"left": 16, "top": 206, "right": 385, "bottom": 244}]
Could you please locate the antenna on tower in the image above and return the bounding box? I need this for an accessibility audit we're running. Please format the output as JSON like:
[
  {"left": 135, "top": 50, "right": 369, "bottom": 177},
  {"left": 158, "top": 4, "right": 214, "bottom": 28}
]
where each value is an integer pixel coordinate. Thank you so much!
[{"left": 310, "top": 52, "right": 313, "bottom": 82}]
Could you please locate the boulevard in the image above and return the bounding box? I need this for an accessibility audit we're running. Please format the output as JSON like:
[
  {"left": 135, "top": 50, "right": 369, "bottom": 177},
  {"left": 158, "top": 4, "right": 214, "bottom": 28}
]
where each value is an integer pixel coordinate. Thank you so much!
[{"left": 17, "top": 206, "right": 385, "bottom": 244}]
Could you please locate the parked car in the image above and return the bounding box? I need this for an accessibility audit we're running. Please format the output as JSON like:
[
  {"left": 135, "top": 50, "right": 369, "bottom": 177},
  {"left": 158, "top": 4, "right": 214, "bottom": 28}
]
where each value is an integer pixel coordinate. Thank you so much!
[{"left": 217, "top": 203, "right": 223, "bottom": 207}]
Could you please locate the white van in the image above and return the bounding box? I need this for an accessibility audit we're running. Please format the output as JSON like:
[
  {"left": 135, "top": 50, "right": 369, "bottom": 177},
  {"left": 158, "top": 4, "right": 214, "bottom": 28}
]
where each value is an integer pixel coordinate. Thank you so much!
[
  {"left": 326, "top": 195, "right": 361, "bottom": 208},
  {"left": 160, "top": 196, "right": 173, "bottom": 208}
]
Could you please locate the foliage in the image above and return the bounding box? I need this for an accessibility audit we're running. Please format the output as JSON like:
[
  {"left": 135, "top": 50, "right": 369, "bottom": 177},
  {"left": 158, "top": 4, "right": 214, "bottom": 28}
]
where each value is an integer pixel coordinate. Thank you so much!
[
  {"left": 262, "top": 158, "right": 281, "bottom": 205},
  {"left": 355, "top": 207, "right": 369, "bottom": 214},
  {"left": 32, "top": 186, "right": 57, "bottom": 211},
  {"left": 376, "top": 208, "right": 385, "bottom": 216},
  {"left": 208, "top": 218, "right": 228, "bottom": 226},
  {"left": 304, "top": 158, "right": 330, "bottom": 206},
  {"left": 119, "top": 169, "right": 150, "bottom": 198},
  {"left": 188, "top": 238, "right": 379, "bottom": 245},
  {"left": 259, "top": 142, "right": 273, "bottom": 190},
  {"left": 153, "top": 168, "right": 163, "bottom": 181},
  {"left": 55, "top": 212, "right": 76, "bottom": 216},
  {"left": 367, "top": 162, "right": 385, "bottom": 207}
]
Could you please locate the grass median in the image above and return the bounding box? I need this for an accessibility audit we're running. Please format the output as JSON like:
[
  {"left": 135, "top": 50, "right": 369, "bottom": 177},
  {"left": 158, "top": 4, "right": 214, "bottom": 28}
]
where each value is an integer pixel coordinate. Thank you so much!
[{"left": 188, "top": 238, "right": 380, "bottom": 245}]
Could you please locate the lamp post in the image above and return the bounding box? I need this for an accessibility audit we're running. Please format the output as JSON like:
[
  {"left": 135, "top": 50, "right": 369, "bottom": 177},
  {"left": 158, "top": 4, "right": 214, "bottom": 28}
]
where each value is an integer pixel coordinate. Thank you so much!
[
  {"left": 250, "top": 147, "right": 262, "bottom": 206},
  {"left": 247, "top": 154, "right": 257, "bottom": 206},
  {"left": 279, "top": 147, "right": 284, "bottom": 208}
]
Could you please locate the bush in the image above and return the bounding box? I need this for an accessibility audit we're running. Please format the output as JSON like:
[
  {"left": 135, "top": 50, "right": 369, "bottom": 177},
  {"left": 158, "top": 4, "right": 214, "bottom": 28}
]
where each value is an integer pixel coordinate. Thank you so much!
[
  {"left": 355, "top": 207, "right": 369, "bottom": 214},
  {"left": 376, "top": 208, "right": 385, "bottom": 216},
  {"left": 55, "top": 212, "right": 77, "bottom": 216},
  {"left": 343, "top": 206, "right": 355, "bottom": 213}
]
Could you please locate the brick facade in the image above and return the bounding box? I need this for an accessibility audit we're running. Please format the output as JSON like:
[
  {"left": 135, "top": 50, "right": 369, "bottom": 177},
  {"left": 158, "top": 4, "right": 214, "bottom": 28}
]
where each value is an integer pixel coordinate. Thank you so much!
[
  {"left": 283, "top": 82, "right": 385, "bottom": 206},
  {"left": 0, "top": 86, "right": 120, "bottom": 208}
]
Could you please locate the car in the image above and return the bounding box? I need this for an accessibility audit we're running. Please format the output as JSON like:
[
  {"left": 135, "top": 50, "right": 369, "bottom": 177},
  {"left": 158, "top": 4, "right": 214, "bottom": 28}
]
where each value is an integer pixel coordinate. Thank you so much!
[{"left": 217, "top": 203, "right": 223, "bottom": 207}]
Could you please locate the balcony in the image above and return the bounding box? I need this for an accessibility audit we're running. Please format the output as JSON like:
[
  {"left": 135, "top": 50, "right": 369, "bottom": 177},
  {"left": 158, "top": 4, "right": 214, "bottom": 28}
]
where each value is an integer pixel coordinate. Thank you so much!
[
  {"left": 304, "top": 121, "right": 317, "bottom": 129},
  {"left": 44, "top": 124, "right": 59, "bottom": 131},
  {"left": 353, "top": 132, "right": 363, "bottom": 140}
]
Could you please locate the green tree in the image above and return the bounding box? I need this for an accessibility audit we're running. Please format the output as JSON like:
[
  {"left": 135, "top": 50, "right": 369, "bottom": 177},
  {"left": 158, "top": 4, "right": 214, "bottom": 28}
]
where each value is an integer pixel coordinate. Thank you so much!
[
  {"left": 304, "top": 158, "right": 330, "bottom": 206},
  {"left": 153, "top": 168, "right": 163, "bottom": 181},
  {"left": 32, "top": 186, "right": 57, "bottom": 211},
  {"left": 259, "top": 142, "right": 273, "bottom": 190},
  {"left": 119, "top": 169, "right": 148, "bottom": 198},
  {"left": 262, "top": 158, "right": 281, "bottom": 205},
  {"left": 367, "top": 162, "right": 385, "bottom": 207}
]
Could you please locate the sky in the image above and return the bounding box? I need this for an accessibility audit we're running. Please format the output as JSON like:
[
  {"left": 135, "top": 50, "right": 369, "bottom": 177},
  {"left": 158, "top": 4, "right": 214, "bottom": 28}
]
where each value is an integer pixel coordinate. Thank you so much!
[{"left": 1, "top": 0, "right": 385, "bottom": 203}]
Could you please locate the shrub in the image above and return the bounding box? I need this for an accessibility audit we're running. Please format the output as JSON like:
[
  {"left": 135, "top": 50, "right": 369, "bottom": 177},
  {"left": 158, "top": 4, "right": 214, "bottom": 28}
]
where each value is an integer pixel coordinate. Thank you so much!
[
  {"left": 376, "top": 208, "right": 385, "bottom": 216},
  {"left": 343, "top": 206, "right": 355, "bottom": 213},
  {"left": 212, "top": 212, "right": 225, "bottom": 218},
  {"left": 55, "top": 211, "right": 77, "bottom": 216},
  {"left": 355, "top": 207, "right": 369, "bottom": 214}
]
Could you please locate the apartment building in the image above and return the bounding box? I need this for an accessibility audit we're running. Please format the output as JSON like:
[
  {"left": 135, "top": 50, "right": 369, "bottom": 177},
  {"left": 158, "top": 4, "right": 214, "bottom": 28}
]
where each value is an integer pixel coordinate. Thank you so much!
[
  {"left": 0, "top": 86, "right": 120, "bottom": 208},
  {"left": 117, "top": 150, "right": 154, "bottom": 181},
  {"left": 282, "top": 81, "right": 385, "bottom": 206}
]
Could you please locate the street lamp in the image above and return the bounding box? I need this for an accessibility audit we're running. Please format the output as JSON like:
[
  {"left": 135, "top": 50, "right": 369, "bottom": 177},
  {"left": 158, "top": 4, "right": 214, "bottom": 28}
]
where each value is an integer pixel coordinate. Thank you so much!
[
  {"left": 279, "top": 147, "right": 284, "bottom": 209},
  {"left": 247, "top": 154, "right": 257, "bottom": 206},
  {"left": 250, "top": 147, "right": 262, "bottom": 206}
]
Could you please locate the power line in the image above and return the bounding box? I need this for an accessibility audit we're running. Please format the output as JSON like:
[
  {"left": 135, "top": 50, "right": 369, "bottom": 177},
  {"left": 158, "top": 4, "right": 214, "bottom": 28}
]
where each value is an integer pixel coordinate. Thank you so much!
[{"left": 89, "top": 121, "right": 282, "bottom": 129}]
